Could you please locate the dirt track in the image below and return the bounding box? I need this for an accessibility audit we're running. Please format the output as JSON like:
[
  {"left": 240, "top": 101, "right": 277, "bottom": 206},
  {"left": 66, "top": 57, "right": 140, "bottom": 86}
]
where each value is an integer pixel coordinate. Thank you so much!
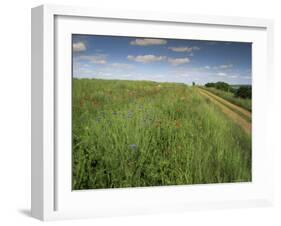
[{"left": 198, "top": 88, "right": 251, "bottom": 135}]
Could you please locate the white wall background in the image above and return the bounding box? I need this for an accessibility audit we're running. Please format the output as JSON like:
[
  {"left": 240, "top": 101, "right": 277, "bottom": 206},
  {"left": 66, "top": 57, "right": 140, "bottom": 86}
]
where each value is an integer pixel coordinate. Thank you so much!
[{"left": 0, "top": 0, "right": 280, "bottom": 225}]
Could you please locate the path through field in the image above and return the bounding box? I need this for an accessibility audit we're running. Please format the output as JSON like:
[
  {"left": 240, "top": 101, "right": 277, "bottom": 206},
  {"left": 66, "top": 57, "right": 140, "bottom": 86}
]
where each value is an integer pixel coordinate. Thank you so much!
[{"left": 198, "top": 88, "right": 251, "bottom": 135}]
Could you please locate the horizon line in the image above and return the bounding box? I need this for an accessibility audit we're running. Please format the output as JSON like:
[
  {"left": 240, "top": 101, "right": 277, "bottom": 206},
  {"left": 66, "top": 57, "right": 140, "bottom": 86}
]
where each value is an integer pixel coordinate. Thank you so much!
[{"left": 72, "top": 77, "right": 252, "bottom": 86}]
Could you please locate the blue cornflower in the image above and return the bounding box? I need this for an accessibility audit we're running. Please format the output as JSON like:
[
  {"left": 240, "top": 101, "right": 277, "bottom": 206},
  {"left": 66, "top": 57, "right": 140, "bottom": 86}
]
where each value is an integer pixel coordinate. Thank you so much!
[
  {"left": 128, "top": 111, "right": 133, "bottom": 118},
  {"left": 130, "top": 144, "right": 138, "bottom": 152},
  {"left": 96, "top": 116, "right": 102, "bottom": 122}
]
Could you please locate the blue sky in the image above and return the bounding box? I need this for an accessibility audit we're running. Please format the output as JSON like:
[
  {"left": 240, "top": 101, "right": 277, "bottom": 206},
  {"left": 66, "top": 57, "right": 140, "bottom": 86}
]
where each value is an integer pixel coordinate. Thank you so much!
[{"left": 72, "top": 34, "right": 252, "bottom": 85}]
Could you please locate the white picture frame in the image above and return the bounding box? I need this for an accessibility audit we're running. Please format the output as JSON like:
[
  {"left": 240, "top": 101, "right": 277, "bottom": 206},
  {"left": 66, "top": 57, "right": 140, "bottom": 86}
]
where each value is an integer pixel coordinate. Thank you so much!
[{"left": 31, "top": 4, "right": 274, "bottom": 221}]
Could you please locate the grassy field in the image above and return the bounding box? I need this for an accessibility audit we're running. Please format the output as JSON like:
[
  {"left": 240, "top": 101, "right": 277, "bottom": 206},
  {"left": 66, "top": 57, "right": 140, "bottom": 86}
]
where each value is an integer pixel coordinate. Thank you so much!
[
  {"left": 72, "top": 78, "right": 251, "bottom": 190},
  {"left": 201, "top": 87, "right": 252, "bottom": 112}
]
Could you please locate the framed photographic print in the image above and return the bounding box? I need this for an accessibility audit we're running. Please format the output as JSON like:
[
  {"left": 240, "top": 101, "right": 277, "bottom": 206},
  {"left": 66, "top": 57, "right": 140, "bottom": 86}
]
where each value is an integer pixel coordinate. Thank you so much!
[{"left": 31, "top": 4, "right": 274, "bottom": 221}]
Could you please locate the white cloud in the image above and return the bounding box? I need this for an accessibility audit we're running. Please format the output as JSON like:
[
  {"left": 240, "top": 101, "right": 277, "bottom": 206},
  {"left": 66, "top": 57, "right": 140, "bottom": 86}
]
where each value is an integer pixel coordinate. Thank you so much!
[
  {"left": 79, "top": 68, "right": 93, "bottom": 74},
  {"left": 168, "top": 46, "right": 200, "bottom": 52},
  {"left": 205, "top": 41, "right": 217, "bottom": 45},
  {"left": 229, "top": 75, "right": 238, "bottom": 78},
  {"left": 111, "top": 63, "right": 133, "bottom": 69},
  {"left": 192, "top": 46, "right": 200, "bottom": 50},
  {"left": 80, "top": 54, "right": 107, "bottom": 64},
  {"left": 168, "top": 57, "right": 190, "bottom": 66},
  {"left": 204, "top": 65, "right": 211, "bottom": 69},
  {"left": 179, "top": 73, "right": 190, "bottom": 77},
  {"left": 121, "top": 74, "right": 133, "bottom": 78},
  {"left": 153, "top": 74, "right": 165, "bottom": 79},
  {"left": 101, "top": 72, "right": 113, "bottom": 77},
  {"left": 168, "top": 47, "right": 193, "bottom": 52},
  {"left": 219, "top": 64, "right": 233, "bottom": 69},
  {"left": 130, "top": 38, "right": 167, "bottom": 46},
  {"left": 73, "top": 42, "right": 86, "bottom": 52},
  {"left": 217, "top": 72, "right": 227, "bottom": 76},
  {"left": 127, "top": 55, "right": 166, "bottom": 63}
]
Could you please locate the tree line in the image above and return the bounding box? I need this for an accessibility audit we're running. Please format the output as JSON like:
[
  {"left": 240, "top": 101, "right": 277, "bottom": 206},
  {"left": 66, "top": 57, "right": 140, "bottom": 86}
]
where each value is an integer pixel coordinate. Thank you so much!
[{"left": 205, "top": 82, "right": 251, "bottom": 99}]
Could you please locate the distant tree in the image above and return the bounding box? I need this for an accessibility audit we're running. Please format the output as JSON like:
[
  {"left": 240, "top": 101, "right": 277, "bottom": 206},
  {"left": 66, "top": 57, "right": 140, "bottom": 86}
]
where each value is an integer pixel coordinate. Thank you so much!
[
  {"left": 205, "top": 82, "right": 215, "bottom": 88},
  {"left": 215, "top": 82, "right": 231, "bottom": 92},
  {"left": 192, "top": 81, "right": 195, "bottom": 86},
  {"left": 205, "top": 81, "right": 233, "bottom": 92},
  {"left": 235, "top": 86, "right": 252, "bottom": 99}
]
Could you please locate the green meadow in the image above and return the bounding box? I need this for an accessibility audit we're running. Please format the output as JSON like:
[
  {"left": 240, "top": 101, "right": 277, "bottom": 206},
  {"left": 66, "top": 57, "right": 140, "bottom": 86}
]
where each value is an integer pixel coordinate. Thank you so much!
[{"left": 72, "top": 78, "right": 251, "bottom": 190}]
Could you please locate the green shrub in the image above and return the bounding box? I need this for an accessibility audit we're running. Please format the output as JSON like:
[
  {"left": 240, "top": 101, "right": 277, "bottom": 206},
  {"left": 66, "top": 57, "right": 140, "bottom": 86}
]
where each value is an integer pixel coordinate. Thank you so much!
[
  {"left": 205, "top": 81, "right": 234, "bottom": 92},
  {"left": 235, "top": 86, "right": 251, "bottom": 99}
]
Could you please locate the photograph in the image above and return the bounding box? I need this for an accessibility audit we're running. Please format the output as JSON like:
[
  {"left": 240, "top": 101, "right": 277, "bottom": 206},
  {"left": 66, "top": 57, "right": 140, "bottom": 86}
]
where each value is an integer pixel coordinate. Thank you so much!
[{"left": 72, "top": 34, "right": 252, "bottom": 190}]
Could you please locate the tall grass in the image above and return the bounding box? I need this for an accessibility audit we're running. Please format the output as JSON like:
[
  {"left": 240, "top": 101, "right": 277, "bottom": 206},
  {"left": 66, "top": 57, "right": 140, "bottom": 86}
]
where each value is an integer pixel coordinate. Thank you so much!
[
  {"left": 201, "top": 87, "right": 252, "bottom": 112},
  {"left": 72, "top": 79, "right": 251, "bottom": 190}
]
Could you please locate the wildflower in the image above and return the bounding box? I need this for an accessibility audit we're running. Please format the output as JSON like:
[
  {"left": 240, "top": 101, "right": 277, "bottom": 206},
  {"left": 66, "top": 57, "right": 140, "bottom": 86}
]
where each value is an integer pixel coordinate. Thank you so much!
[
  {"left": 155, "top": 120, "right": 162, "bottom": 128},
  {"left": 96, "top": 116, "right": 102, "bottom": 122},
  {"left": 128, "top": 111, "right": 133, "bottom": 118},
  {"left": 175, "top": 120, "right": 182, "bottom": 128},
  {"left": 92, "top": 100, "right": 99, "bottom": 107},
  {"left": 130, "top": 144, "right": 138, "bottom": 152}
]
